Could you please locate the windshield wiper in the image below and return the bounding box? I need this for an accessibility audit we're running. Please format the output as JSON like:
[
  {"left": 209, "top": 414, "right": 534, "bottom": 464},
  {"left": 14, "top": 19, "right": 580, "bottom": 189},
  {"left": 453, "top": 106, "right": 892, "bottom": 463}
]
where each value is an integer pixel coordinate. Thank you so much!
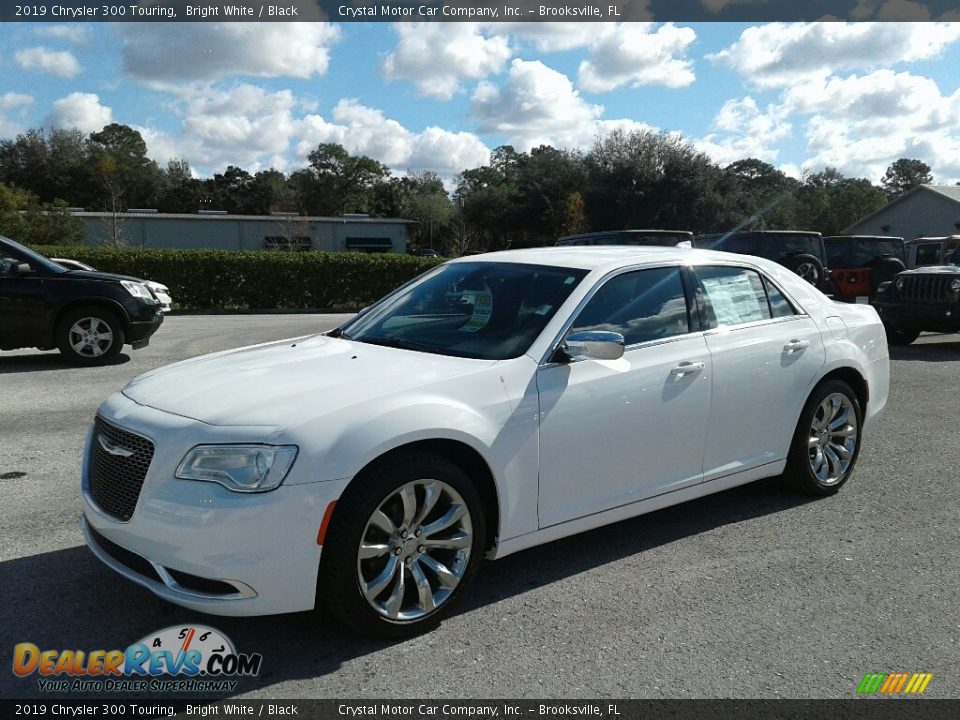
[{"left": 353, "top": 336, "right": 436, "bottom": 353}]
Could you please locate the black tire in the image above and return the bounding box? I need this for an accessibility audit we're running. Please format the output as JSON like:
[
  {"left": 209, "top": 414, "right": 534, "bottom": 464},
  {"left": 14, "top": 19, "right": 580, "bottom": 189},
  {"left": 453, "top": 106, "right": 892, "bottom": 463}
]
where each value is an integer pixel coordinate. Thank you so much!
[
  {"left": 55, "top": 306, "right": 125, "bottom": 365},
  {"left": 867, "top": 257, "right": 906, "bottom": 294},
  {"left": 319, "top": 453, "right": 487, "bottom": 638},
  {"left": 782, "top": 253, "right": 824, "bottom": 287},
  {"left": 783, "top": 379, "right": 863, "bottom": 496},
  {"left": 885, "top": 324, "right": 921, "bottom": 346}
]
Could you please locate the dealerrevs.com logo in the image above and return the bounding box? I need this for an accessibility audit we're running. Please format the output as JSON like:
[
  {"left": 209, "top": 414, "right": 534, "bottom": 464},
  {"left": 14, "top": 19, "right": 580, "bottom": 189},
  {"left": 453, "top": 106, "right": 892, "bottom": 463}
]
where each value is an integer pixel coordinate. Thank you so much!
[
  {"left": 857, "top": 672, "right": 933, "bottom": 695},
  {"left": 13, "top": 625, "right": 262, "bottom": 693}
]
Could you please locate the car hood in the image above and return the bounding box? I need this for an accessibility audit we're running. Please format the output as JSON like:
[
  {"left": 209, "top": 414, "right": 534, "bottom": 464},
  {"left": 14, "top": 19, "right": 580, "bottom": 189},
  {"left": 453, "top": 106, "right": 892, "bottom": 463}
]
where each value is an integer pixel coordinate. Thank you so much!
[
  {"left": 121, "top": 334, "right": 496, "bottom": 426},
  {"left": 64, "top": 269, "right": 153, "bottom": 284},
  {"left": 899, "top": 265, "right": 960, "bottom": 276}
]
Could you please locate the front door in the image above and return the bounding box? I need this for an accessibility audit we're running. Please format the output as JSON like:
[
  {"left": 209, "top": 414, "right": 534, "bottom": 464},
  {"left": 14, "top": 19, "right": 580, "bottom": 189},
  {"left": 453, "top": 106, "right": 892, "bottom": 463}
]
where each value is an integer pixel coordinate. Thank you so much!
[{"left": 537, "top": 266, "right": 712, "bottom": 528}]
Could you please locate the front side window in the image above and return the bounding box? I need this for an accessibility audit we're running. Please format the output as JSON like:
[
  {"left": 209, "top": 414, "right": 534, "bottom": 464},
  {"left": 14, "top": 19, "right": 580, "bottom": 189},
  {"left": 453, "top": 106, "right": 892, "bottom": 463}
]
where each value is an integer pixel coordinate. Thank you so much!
[
  {"left": 342, "top": 262, "right": 587, "bottom": 360},
  {"left": 696, "top": 266, "right": 773, "bottom": 328},
  {"left": 569, "top": 267, "right": 690, "bottom": 346}
]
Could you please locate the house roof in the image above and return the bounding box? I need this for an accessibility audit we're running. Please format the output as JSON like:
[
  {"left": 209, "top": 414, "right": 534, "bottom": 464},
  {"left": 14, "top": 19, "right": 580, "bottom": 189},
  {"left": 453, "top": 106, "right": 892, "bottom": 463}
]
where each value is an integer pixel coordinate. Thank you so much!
[{"left": 842, "top": 184, "right": 960, "bottom": 233}]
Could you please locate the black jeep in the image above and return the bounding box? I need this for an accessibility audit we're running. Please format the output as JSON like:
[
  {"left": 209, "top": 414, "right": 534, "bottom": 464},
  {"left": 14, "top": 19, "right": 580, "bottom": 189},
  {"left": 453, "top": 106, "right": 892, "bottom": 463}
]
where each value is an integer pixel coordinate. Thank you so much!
[
  {"left": 556, "top": 229, "right": 694, "bottom": 247},
  {"left": 873, "top": 244, "right": 960, "bottom": 345},
  {"left": 693, "top": 230, "right": 832, "bottom": 292},
  {"left": 0, "top": 235, "right": 164, "bottom": 365}
]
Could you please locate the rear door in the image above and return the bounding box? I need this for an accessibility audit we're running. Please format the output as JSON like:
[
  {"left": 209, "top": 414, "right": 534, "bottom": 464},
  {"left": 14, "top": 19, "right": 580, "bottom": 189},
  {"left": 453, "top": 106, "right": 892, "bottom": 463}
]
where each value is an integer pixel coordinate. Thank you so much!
[
  {"left": 0, "top": 258, "right": 48, "bottom": 348},
  {"left": 691, "top": 264, "right": 825, "bottom": 481}
]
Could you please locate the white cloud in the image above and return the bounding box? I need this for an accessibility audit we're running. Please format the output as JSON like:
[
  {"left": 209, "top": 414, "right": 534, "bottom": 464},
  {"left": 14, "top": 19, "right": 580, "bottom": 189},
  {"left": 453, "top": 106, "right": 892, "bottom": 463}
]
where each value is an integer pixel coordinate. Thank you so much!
[
  {"left": 0, "top": 93, "right": 34, "bottom": 137},
  {"left": 785, "top": 70, "right": 960, "bottom": 182},
  {"left": 695, "top": 97, "right": 792, "bottom": 165},
  {"left": 119, "top": 23, "right": 340, "bottom": 82},
  {"left": 34, "top": 25, "right": 91, "bottom": 44},
  {"left": 381, "top": 23, "right": 511, "bottom": 100},
  {"left": 298, "top": 99, "right": 490, "bottom": 180},
  {"left": 472, "top": 59, "right": 605, "bottom": 149},
  {"left": 14, "top": 47, "right": 82, "bottom": 78},
  {"left": 710, "top": 22, "right": 960, "bottom": 88},
  {"left": 491, "top": 23, "right": 615, "bottom": 51},
  {"left": 577, "top": 23, "right": 697, "bottom": 93},
  {"left": 0, "top": 93, "right": 33, "bottom": 111},
  {"left": 46, "top": 93, "right": 112, "bottom": 134}
]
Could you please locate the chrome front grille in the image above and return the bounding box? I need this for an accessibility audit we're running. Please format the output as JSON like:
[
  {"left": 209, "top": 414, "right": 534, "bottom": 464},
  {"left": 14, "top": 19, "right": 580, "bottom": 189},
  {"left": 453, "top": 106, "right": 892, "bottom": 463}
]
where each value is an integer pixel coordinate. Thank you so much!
[
  {"left": 899, "top": 275, "right": 951, "bottom": 302},
  {"left": 87, "top": 416, "right": 154, "bottom": 521}
]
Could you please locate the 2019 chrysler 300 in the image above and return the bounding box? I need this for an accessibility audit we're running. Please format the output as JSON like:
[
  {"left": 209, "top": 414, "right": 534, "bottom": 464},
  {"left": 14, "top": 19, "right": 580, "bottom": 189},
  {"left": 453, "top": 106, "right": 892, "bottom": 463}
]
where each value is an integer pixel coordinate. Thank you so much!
[{"left": 80, "top": 247, "right": 889, "bottom": 636}]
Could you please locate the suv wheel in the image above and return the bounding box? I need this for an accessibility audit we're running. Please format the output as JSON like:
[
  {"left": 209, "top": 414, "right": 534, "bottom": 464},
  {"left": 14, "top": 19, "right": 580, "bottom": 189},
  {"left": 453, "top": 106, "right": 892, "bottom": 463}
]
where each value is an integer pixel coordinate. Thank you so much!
[
  {"left": 885, "top": 324, "right": 921, "bottom": 346},
  {"left": 782, "top": 253, "right": 824, "bottom": 286},
  {"left": 56, "top": 307, "right": 125, "bottom": 365},
  {"left": 319, "top": 453, "right": 486, "bottom": 637}
]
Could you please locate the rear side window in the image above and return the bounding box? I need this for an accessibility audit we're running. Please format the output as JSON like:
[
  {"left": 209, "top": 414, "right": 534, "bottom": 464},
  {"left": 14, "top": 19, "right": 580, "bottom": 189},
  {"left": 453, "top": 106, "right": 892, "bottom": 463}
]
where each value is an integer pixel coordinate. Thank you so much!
[
  {"left": 762, "top": 277, "right": 797, "bottom": 318},
  {"left": 696, "top": 266, "right": 774, "bottom": 328},
  {"left": 571, "top": 267, "right": 690, "bottom": 346}
]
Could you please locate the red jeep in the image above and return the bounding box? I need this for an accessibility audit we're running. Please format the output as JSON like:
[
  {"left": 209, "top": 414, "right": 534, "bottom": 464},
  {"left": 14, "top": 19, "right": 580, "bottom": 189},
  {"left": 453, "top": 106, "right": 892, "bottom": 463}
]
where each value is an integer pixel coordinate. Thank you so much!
[{"left": 823, "top": 235, "right": 907, "bottom": 303}]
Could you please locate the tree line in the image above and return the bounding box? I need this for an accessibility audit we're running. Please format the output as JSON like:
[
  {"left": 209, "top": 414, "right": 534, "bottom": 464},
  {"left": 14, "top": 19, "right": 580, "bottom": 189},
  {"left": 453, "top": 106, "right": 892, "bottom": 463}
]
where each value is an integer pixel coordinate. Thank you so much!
[{"left": 0, "top": 122, "right": 941, "bottom": 253}]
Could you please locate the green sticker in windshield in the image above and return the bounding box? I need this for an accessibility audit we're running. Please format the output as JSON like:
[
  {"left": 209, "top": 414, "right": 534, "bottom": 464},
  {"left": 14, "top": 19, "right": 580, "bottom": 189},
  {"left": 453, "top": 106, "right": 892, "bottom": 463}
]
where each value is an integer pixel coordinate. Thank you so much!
[{"left": 459, "top": 290, "right": 494, "bottom": 332}]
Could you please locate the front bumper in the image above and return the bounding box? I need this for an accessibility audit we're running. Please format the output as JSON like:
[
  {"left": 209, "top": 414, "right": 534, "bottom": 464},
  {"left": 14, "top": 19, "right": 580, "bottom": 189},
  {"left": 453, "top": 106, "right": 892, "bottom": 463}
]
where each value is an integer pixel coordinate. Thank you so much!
[
  {"left": 874, "top": 300, "right": 959, "bottom": 332},
  {"left": 127, "top": 304, "right": 164, "bottom": 345},
  {"left": 81, "top": 395, "right": 348, "bottom": 616}
]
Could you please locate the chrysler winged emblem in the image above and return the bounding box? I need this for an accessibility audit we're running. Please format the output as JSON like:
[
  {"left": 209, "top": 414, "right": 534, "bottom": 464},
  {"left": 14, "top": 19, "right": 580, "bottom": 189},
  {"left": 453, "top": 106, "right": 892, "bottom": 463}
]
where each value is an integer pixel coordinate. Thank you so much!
[{"left": 98, "top": 433, "right": 135, "bottom": 458}]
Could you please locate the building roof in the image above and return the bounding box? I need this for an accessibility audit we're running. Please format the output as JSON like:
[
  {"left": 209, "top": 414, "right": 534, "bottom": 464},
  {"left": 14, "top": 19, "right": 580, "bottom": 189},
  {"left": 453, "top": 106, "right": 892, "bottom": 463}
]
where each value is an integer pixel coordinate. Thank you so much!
[
  {"left": 841, "top": 184, "right": 960, "bottom": 234},
  {"left": 923, "top": 185, "right": 960, "bottom": 203},
  {"left": 68, "top": 211, "right": 415, "bottom": 224}
]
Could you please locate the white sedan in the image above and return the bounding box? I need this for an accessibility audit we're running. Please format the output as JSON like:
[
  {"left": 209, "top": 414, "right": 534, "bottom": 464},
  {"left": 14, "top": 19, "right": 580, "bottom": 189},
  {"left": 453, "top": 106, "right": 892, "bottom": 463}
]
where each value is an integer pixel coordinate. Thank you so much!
[
  {"left": 81, "top": 247, "right": 889, "bottom": 636},
  {"left": 53, "top": 258, "right": 173, "bottom": 312}
]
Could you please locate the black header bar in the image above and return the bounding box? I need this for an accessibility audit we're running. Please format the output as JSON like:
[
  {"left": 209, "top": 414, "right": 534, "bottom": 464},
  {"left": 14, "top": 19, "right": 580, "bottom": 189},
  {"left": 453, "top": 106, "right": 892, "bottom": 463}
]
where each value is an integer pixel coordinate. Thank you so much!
[{"left": 3, "top": 0, "right": 960, "bottom": 23}]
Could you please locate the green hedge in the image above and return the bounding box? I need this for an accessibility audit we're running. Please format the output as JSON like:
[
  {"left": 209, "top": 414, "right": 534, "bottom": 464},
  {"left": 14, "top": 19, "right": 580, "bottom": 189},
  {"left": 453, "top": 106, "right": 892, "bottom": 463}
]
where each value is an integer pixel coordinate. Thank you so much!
[{"left": 31, "top": 246, "right": 443, "bottom": 311}]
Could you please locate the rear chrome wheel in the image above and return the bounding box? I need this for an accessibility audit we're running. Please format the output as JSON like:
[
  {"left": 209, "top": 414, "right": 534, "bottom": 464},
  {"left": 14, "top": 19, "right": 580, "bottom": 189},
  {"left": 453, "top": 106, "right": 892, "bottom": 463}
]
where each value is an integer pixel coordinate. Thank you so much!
[
  {"left": 807, "top": 393, "right": 858, "bottom": 486},
  {"left": 320, "top": 453, "right": 486, "bottom": 637},
  {"left": 784, "top": 379, "right": 863, "bottom": 496}
]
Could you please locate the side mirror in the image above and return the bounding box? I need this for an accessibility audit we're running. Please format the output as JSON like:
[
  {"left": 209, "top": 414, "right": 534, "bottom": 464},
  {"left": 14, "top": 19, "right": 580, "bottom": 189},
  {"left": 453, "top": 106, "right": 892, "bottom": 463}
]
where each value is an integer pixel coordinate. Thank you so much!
[{"left": 560, "top": 331, "right": 625, "bottom": 361}]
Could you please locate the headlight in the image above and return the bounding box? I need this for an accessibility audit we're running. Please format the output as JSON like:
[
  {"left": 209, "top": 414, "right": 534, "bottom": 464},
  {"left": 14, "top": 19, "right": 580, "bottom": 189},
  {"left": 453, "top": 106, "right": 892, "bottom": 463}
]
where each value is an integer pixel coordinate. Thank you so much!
[
  {"left": 895, "top": 277, "right": 905, "bottom": 291},
  {"left": 951, "top": 278, "right": 960, "bottom": 292},
  {"left": 121, "top": 280, "right": 154, "bottom": 301},
  {"left": 176, "top": 445, "right": 298, "bottom": 493}
]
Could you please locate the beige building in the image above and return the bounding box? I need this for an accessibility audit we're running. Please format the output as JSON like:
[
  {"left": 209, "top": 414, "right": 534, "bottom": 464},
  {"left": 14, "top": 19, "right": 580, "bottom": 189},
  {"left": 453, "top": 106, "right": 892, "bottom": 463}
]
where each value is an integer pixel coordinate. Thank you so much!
[
  {"left": 842, "top": 185, "right": 960, "bottom": 239},
  {"left": 71, "top": 210, "right": 414, "bottom": 253}
]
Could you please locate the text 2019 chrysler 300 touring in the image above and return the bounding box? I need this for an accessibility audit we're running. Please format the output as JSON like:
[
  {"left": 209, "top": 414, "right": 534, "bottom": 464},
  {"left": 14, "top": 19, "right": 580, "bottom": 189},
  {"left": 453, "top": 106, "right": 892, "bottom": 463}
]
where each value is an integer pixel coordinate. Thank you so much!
[{"left": 81, "top": 247, "right": 889, "bottom": 636}]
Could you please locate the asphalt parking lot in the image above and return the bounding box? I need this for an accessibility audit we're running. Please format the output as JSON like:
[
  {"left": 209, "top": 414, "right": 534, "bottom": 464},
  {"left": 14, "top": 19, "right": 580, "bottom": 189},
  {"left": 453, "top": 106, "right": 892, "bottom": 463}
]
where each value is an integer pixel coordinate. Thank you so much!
[{"left": 1, "top": 315, "right": 958, "bottom": 699}]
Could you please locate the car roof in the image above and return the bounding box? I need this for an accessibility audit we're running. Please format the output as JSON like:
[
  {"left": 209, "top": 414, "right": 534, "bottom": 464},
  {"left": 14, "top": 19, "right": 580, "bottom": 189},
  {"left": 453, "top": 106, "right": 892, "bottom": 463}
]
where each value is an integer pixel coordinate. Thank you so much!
[{"left": 447, "top": 245, "right": 760, "bottom": 272}]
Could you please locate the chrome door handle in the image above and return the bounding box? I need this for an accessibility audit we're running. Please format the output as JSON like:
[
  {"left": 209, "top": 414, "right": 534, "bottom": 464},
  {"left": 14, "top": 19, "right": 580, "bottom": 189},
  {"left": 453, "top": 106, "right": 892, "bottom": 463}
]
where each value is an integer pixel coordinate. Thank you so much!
[
  {"left": 783, "top": 339, "right": 810, "bottom": 353},
  {"left": 670, "top": 361, "right": 705, "bottom": 377}
]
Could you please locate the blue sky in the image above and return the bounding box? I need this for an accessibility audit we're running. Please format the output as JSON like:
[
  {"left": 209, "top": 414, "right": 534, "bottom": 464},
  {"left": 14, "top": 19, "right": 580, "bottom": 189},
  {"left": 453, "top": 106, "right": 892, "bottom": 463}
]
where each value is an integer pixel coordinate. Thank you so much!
[{"left": 1, "top": 21, "right": 959, "bottom": 184}]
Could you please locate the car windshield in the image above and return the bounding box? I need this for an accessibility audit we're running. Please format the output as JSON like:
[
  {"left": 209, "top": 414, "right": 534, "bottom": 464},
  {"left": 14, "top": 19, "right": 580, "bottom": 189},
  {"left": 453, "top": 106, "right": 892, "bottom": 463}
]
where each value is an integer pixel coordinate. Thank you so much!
[
  {"left": 340, "top": 261, "right": 588, "bottom": 360},
  {"left": 824, "top": 238, "right": 906, "bottom": 267},
  {"left": 0, "top": 236, "right": 67, "bottom": 274}
]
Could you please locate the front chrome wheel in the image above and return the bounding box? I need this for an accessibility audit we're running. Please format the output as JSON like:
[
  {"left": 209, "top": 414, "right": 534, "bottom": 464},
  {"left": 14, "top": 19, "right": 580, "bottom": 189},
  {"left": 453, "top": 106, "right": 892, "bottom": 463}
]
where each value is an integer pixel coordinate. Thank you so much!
[
  {"left": 357, "top": 479, "right": 473, "bottom": 622},
  {"left": 807, "top": 392, "right": 858, "bottom": 486}
]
